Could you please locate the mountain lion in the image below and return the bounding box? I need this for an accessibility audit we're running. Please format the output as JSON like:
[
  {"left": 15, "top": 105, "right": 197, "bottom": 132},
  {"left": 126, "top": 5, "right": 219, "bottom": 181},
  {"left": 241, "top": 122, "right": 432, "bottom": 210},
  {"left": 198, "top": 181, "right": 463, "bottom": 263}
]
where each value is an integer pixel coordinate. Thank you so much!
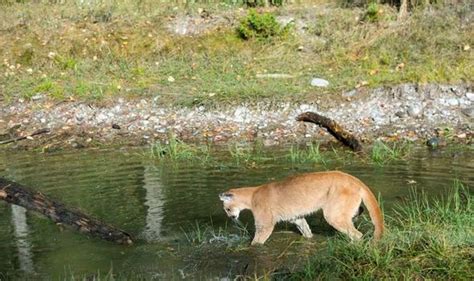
[{"left": 219, "top": 171, "right": 383, "bottom": 245}]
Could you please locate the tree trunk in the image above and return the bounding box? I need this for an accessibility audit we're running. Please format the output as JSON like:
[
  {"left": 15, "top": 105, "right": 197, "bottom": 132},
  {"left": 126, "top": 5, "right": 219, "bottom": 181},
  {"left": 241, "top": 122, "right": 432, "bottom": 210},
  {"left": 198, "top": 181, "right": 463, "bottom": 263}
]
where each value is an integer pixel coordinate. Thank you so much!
[
  {"left": 296, "top": 111, "right": 362, "bottom": 152},
  {"left": 398, "top": 0, "right": 409, "bottom": 21},
  {"left": 0, "top": 178, "right": 133, "bottom": 245}
]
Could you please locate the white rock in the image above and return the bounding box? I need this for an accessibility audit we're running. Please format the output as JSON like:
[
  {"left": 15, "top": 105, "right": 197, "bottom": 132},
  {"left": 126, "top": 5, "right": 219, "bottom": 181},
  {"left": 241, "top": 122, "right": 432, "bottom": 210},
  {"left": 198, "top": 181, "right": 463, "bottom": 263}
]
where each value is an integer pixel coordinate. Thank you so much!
[
  {"left": 31, "top": 94, "right": 44, "bottom": 101},
  {"left": 447, "top": 98, "right": 459, "bottom": 106},
  {"left": 310, "top": 78, "right": 329, "bottom": 87}
]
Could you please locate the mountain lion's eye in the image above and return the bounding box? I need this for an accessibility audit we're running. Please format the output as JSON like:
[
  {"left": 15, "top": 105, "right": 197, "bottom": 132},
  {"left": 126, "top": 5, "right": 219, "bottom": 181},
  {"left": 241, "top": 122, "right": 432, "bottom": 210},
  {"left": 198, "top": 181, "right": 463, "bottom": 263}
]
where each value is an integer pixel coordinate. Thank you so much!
[{"left": 226, "top": 208, "right": 231, "bottom": 212}]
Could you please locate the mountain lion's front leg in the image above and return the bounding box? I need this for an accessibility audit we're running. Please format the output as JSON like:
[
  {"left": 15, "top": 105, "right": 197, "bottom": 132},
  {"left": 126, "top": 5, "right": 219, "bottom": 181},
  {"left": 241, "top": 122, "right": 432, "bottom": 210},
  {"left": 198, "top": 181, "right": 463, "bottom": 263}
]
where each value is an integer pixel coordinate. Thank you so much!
[{"left": 251, "top": 223, "right": 275, "bottom": 245}]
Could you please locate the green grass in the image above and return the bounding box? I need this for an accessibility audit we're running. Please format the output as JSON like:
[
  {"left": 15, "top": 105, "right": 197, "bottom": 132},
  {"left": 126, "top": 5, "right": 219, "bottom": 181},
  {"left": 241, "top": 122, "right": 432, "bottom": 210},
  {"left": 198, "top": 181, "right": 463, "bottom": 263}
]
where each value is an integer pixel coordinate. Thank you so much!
[
  {"left": 237, "top": 9, "right": 292, "bottom": 40},
  {"left": 287, "top": 143, "right": 327, "bottom": 165},
  {"left": 0, "top": 1, "right": 471, "bottom": 106},
  {"left": 227, "top": 141, "right": 277, "bottom": 165},
  {"left": 181, "top": 220, "right": 251, "bottom": 247},
  {"left": 149, "top": 135, "right": 211, "bottom": 162},
  {"left": 145, "top": 139, "right": 415, "bottom": 166},
  {"left": 370, "top": 140, "right": 411, "bottom": 165},
  {"left": 289, "top": 180, "right": 473, "bottom": 280},
  {"left": 148, "top": 139, "right": 337, "bottom": 167}
]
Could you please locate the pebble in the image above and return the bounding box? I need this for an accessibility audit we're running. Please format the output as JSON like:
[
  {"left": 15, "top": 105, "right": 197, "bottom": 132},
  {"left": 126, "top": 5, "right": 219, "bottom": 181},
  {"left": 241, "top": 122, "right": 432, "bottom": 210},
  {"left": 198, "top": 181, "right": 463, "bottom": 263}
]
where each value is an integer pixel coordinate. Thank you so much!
[{"left": 31, "top": 94, "right": 44, "bottom": 101}]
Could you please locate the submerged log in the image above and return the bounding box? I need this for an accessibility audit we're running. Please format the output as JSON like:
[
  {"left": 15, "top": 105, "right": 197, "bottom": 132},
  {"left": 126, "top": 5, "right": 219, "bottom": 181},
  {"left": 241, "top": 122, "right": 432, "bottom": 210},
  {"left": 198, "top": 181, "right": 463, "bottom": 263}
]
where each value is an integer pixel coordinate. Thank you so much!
[
  {"left": 296, "top": 111, "right": 362, "bottom": 152},
  {"left": 0, "top": 177, "right": 133, "bottom": 245}
]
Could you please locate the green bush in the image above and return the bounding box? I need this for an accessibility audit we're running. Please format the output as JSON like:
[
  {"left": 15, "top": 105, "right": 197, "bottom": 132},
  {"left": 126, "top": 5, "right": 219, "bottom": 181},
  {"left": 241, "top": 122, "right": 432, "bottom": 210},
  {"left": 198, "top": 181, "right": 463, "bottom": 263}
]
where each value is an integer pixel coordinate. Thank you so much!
[
  {"left": 237, "top": 9, "right": 290, "bottom": 40},
  {"left": 363, "top": 2, "right": 382, "bottom": 22}
]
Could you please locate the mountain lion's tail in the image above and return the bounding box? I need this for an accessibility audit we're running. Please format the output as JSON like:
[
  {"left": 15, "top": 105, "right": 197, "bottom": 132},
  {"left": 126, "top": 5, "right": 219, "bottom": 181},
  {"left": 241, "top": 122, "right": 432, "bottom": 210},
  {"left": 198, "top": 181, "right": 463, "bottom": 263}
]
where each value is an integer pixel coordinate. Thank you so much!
[{"left": 360, "top": 185, "right": 384, "bottom": 240}]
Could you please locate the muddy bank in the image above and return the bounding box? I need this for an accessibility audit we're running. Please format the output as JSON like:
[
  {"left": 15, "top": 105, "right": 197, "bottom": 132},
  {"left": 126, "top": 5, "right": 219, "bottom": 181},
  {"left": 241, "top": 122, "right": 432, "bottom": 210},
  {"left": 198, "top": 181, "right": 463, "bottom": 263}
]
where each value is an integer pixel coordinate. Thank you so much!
[{"left": 1, "top": 84, "right": 472, "bottom": 150}]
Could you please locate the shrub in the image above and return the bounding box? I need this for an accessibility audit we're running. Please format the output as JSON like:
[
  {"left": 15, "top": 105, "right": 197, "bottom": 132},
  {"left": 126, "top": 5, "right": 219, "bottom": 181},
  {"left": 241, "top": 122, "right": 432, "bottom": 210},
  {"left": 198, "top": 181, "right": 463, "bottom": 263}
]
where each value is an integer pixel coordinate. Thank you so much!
[
  {"left": 237, "top": 9, "right": 290, "bottom": 40},
  {"left": 363, "top": 2, "right": 382, "bottom": 22}
]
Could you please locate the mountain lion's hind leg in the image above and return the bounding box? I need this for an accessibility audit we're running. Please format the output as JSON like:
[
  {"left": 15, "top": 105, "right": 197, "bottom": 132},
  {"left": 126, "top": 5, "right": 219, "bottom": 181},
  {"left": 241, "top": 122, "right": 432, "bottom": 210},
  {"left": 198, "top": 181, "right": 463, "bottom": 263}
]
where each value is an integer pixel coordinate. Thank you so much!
[
  {"left": 291, "top": 218, "right": 313, "bottom": 238},
  {"left": 323, "top": 198, "right": 363, "bottom": 241}
]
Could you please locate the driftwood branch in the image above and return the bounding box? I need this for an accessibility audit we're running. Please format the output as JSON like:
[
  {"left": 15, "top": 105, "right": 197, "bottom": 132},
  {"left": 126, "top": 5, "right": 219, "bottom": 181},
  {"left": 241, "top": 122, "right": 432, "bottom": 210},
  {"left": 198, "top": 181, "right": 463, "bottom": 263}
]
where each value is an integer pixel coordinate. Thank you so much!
[
  {"left": 0, "top": 177, "right": 133, "bottom": 245},
  {"left": 0, "top": 128, "right": 50, "bottom": 145},
  {"left": 296, "top": 111, "right": 362, "bottom": 152}
]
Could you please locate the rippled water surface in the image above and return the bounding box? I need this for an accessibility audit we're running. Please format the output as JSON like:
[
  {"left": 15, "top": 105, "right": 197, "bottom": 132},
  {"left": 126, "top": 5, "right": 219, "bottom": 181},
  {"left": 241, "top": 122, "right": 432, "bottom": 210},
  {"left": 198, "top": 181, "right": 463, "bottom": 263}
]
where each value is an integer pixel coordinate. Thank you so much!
[{"left": 0, "top": 146, "right": 472, "bottom": 279}]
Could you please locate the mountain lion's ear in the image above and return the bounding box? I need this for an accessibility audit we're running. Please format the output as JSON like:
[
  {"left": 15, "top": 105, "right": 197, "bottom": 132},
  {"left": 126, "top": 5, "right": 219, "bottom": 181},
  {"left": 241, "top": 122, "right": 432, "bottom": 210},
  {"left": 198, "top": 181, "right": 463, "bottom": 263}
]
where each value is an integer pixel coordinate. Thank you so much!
[{"left": 219, "top": 192, "right": 233, "bottom": 202}]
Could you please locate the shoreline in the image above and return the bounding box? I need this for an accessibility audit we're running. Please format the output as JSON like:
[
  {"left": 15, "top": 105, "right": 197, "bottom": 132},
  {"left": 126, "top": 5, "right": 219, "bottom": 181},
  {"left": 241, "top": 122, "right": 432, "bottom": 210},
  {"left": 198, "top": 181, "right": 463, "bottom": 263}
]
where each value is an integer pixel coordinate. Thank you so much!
[{"left": 1, "top": 83, "right": 472, "bottom": 150}]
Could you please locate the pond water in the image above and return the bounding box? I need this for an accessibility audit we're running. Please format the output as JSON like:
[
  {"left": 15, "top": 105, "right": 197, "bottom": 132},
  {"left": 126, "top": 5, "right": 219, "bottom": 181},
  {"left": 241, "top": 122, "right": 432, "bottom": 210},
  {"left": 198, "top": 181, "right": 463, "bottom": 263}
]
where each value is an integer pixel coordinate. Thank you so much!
[{"left": 0, "top": 146, "right": 472, "bottom": 279}]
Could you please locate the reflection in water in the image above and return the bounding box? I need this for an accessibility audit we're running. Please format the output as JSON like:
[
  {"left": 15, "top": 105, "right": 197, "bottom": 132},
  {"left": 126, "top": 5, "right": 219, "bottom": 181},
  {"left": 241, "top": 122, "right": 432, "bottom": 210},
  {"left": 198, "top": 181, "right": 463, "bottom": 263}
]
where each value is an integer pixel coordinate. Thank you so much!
[
  {"left": 11, "top": 205, "right": 34, "bottom": 274},
  {"left": 142, "top": 166, "right": 164, "bottom": 241}
]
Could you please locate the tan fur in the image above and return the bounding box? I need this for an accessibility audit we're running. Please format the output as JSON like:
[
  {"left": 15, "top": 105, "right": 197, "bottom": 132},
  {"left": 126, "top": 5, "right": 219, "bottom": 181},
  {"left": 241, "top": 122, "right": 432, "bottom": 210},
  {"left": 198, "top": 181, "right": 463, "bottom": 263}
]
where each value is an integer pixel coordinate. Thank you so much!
[{"left": 219, "top": 171, "right": 384, "bottom": 245}]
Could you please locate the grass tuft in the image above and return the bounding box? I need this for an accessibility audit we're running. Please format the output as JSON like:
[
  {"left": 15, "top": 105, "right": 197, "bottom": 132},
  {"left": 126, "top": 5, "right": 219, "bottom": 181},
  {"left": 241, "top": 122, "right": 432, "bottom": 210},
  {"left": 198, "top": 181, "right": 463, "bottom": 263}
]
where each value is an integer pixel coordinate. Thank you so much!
[
  {"left": 371, "top": 140, "right": 411, "bottom": 165},
  {"left": 150, "top": 135, "right": 211, "bottom": 163},
  {"left": 287, "top": 143, "right": 327, "bottom": 165},
  {"left": 182, "top": 221, "right": 251, "bottom": 247}
]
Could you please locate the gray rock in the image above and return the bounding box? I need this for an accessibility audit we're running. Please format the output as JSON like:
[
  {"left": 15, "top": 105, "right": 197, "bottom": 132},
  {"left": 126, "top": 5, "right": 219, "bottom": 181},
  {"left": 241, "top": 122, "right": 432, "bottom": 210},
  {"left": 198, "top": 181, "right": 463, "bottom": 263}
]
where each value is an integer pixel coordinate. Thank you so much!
[
  {"left": 369, "top": 107, "right": 386, "bottom": 124},
  {"left": 399, "top": 84, "right": 417, "bottom": 97},
  {"left": 310, "top": 78, "right": 329, "bottom": 87},
  {"left": 96, "top": 112, "right": 108, "bottom": 124},
  {"left": 407, "top": 103, "right": 423, "bottom": 117},
  {"left": 461, "top": 107, "right": 474, "bottom": 118},
  {"left": 426, "top": 137, "right": 440, "bottom": 148},
  {"left": 395, "top": 111, "right": 406, "bottom": 118}
]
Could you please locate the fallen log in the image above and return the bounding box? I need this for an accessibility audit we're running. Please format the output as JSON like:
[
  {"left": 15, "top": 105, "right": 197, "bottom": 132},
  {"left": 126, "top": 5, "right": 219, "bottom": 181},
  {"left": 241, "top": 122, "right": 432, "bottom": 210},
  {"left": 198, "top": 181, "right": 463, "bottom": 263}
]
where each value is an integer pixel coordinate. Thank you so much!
[
  {"left": 0, "top": 128, "right": 50, "bottom": 145},
  {"left": 296, "top": 111, "right": 362, "bottom": 152},
  {"left": 0, "top": 177, "right": 133, "bottom": 245}
]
